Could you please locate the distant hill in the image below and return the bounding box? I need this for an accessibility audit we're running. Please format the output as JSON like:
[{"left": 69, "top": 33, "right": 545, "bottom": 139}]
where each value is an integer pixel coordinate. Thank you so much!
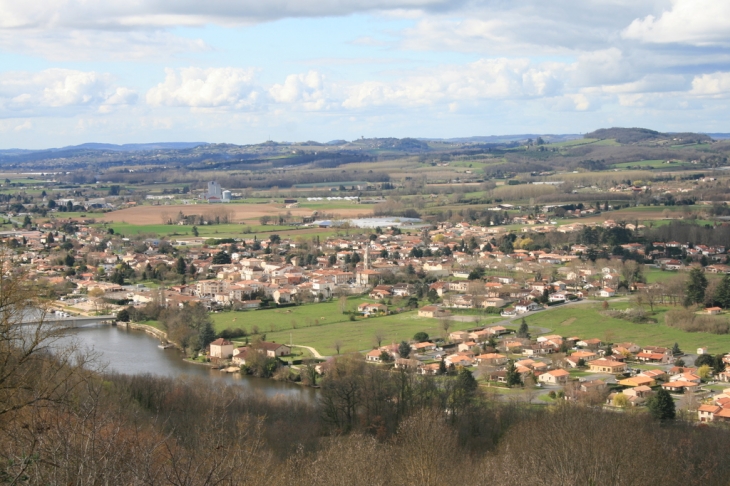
[
  {"left": 585, "top": 127, "right": 712, "bottom": 144},
  {"left": 421, "top": 134, "right": 582, "bottom": 144},
  {"left": 63, "top": 142, "right": 208, "bottom": 152}
]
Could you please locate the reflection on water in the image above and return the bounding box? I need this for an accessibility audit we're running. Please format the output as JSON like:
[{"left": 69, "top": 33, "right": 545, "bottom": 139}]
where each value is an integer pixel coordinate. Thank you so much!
[{"left": 62, "top": 324, "right": 316, "bottom": 402}]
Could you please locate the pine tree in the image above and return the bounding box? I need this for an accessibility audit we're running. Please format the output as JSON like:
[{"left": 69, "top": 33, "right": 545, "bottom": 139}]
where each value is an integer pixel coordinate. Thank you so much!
[
  {"left": 198, "top": 321, "right": 216, "bottom": 350},
  {"left": 506, "top": 360, "right": 522, "bottom": 387},
  {"left": 684, "top": 267, "right": 708, "bottom": 307},
  {"left": 715, "top": 274, "right": 730, "bottom": 309},
  {"left": 647, "top": 388, "right": 675, "bottom": 421},
  {"left": 398, "top": 341, "right": 411, "bottom": 358},
  {"left": 671, "top": 342, "right": 682, "bottom": 355},
  {"left": 175, "top": 256, "right": 187, "bottom": 275},
  {"left": 517, "top": 318, "right": 530, "bottom": 339}
]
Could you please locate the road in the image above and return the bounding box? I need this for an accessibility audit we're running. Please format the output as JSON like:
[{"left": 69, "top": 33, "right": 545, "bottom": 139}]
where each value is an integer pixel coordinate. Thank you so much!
[{"left": 291, "top": 344, "right": 326, "bottom": 359}]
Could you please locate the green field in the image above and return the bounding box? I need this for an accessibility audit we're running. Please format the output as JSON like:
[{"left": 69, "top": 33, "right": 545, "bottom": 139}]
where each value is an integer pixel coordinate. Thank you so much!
[
  {"left": 522, "top": 303, "right": 730, "bottom": 353},
  {"left": 211, "top": 297, "right": 497, "bottom": 355},
  {"left": 96, "top": 222, "right": 299, "bottom": 238},
  {"left": 644, "top": 268, "right": 681, "bottom": 284},
  {"left": 614, "top": 160, "right": 691, "bottom": 169}
]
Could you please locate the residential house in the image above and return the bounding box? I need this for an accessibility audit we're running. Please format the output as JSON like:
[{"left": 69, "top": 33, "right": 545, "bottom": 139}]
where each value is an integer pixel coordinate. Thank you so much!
[
  {"left": 588, "top": 358, "right": 627, "bottom": 374},
  {"left": 538, "top": 369, "right": 570, "bottom": 384},
  {"left": 210, "top": 338, "right": 234, "bottom": 359}
]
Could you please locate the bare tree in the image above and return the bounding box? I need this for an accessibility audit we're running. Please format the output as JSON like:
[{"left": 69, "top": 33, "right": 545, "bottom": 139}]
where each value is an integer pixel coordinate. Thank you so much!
[
  {"left": 440, "top": 318, "right": 452, "bottom": 339},
  {"left": 374, "top": 330, "right": 385, "bottom": 348},
  {"left": 334, "top": 340, "right": 343, "bottom": 355},
  {"left": 338, "top": 295, "right": 348, "bottom": 314}
]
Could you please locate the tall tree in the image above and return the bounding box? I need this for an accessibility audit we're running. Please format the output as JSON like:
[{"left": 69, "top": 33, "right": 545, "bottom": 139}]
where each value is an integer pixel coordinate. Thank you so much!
[
  {"left": 715, "top": 274, "right": 730, "bottom": 309},
  {"left": 175, "top": 256, "right": 187, "bottom": 275},
  {"left": 517, "top": 318, "right": 530, "bottom": 339},
  {"left": 398, "top": 341, "right": 412, "bottom": 359},
  {"left": 646, "top": 388, "right": 676, "bottom": 421},
  {"left": 684, "top": 267, "right": 708, "bottom": 307},
  {"left": 506, "top": 360, "right": 522, "bottom": 387},
  {"left": 198, "top": 321, "right": 216, "bottom": 350}
]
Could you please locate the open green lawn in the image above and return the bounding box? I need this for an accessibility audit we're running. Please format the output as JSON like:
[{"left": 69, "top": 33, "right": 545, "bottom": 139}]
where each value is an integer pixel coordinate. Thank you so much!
[
  {"left": 522, "top": 303, "right": 730, "bottom": 353},
  {"left": 210, "top": 297, "right": 481, "bottom": 355},
  {"left": 644, "top": 268, "right": 681, "bottom": 284}
]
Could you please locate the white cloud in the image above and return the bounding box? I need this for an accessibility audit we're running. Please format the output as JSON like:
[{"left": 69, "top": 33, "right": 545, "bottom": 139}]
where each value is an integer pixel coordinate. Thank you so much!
[
  {"left": 146, "top": 67, "right": 260, "bottom": 109},
  {"left": 342, "top": 58, "right": 565, "bottom": 109},
  {"left": 269, "top": 71, "right": 328, "bottom": 110},
  {"left": 0, "top": 69, "right": 136, "bottom": 116},
  {"left": 0, "top": 29, "right": 209, "bottom": 61},
  {"left": 0, "top": 0, "right": 458, "bottom": 29},
  {"left": 623, "top": 0, "right": 730, "bottom": 45},
  {"left": 690, "top": 72, "right": 730, "bottom": 97}
]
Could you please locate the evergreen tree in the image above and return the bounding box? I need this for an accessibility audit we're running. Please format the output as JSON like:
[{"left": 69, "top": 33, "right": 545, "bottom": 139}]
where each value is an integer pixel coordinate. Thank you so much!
[
  {"left": 456, "top": 368, "right": 478, "bottom": 395},
  {"left": 191, "top": 225, "right": 199, "bottom": 237},
  {"left": 646, "top": 388, "right": 676, "bottom": 421},
  {"left": 671, "top": 342, "right": 682, "bottom": 355},
  {"left": 517, "top": 318, "right": 530, "bottom": 339},
  {"left": 684, "top": 267, "right": 708, "bottom": 307},
  {"left": 110, "top": 269, "right": 125, "bottom": 285},
  {"left": 175, "top": 256, "right": 187, "bottom": 275},
  {"left": 506, "top": 360, "right": 522, "bottom": 387},
  {"left": 212, "top": 251, "right": 231, "bottom": 264},
  {"left": 715, "top": 274, "right": 730, "bottom": 309},
  {"left": 397, "top": 340, "right": 411, "bottom": 358},
  {"left": 438, "top": 359, "right": 447, "bottom": 375},
  {"left": 198, "top": 321, "right": 217, "bottom": 350}
]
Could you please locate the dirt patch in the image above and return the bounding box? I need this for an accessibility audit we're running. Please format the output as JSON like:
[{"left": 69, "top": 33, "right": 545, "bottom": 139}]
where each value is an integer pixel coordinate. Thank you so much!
[
  {"left": 99, "top": 203, "right": 373, "bottom": 225},
  {"left": 561, "top": 317, "right": 576, "bottom": 326}
]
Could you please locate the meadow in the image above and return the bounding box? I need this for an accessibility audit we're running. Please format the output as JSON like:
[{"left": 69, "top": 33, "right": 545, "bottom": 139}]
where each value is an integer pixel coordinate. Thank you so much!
[
  {"left": 522, "top": 303, "right": 730, "bottom": 353},
  {"left": 210, "top": 296, "right": 499, "bottom": 355}
]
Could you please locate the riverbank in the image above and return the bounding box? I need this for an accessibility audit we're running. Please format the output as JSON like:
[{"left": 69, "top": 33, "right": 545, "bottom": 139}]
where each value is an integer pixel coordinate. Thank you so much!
[{"left": 124, "top": 321, "right": 171, "bottom": 343}]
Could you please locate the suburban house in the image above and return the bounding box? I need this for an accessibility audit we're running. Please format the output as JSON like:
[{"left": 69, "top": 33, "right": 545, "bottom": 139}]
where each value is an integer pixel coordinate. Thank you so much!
[
  {"left": 209, "top": 338, "right": 234, "bottom": 359},
  {"left": 588, "top": 358, "right": 627, "bottom": 374},
  {"left": 515, "top": 300, "right": 541, "bottom": 313},
  {"left": 538, "top": 369, "right": 570, "bottom": 384},
  {"left": 418, "top": 305, "right": 450, "bottom": 318},
  {"left": 366, "top": 349, "right": 383, "bottom": 362},
  {"left": 358, "top": 302, "right": 388, "bottom": 316},
  {"left": 599, "top": 288, "right": 616, "bottom": 298},
  {"left": 257, "top": 341, "right": 291, "bottom": 358},
  {"left": 475, "top": 353, "right": 508, "bottom": 366}
]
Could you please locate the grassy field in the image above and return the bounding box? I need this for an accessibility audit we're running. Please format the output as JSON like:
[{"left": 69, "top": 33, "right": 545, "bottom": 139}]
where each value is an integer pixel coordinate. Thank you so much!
[
  {"left": 522, "top": 303, "right": 730, "bottom": 353},
  {"left": 613, "top": 160, "right": 690, "bottom": 169},
  {"left": 210, "top": 297, "right": 496, "bottom": 355},
  {"left": 644, "top": 268, "right": 681, "bottom": 284}
]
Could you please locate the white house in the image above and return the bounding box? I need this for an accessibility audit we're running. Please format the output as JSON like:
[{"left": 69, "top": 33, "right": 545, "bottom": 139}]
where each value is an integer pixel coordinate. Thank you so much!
[
  {"left": 210, "top": 338, "right": 234, "bottom": 359},
  {"left": 538, "top": 369, "right": 570, "bottom": 384}
]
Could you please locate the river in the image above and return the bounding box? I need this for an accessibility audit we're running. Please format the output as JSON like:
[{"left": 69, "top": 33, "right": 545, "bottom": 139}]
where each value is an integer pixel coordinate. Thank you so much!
[{"left": 64, "top": 324, "right": 317, "bottom": 402}]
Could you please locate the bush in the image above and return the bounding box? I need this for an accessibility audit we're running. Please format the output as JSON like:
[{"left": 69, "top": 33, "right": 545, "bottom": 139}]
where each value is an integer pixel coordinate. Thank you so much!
[{"left": 218, "top": 327, "right": 247, "bottom": 339}]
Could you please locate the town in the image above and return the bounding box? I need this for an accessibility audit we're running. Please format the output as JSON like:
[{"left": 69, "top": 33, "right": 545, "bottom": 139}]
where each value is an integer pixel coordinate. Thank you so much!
[{"left": 3, "top": 161, "right": 730, "bottom": 422}]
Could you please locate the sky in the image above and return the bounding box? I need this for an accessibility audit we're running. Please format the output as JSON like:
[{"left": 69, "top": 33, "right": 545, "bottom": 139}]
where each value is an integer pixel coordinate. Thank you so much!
[{"left": 1, "top": 0, "right": 730, "bottom": 149}]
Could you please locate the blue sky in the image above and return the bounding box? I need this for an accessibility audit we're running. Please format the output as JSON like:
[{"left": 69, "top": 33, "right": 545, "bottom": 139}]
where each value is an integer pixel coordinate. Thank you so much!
[{"left": 1, "top": 0, "right": 730, "bottom": 148}]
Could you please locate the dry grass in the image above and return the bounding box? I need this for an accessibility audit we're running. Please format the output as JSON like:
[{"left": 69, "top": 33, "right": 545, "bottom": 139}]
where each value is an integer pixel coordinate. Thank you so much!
[{"left": 100, "top": 203, "right": 372, "bottom": 225}]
